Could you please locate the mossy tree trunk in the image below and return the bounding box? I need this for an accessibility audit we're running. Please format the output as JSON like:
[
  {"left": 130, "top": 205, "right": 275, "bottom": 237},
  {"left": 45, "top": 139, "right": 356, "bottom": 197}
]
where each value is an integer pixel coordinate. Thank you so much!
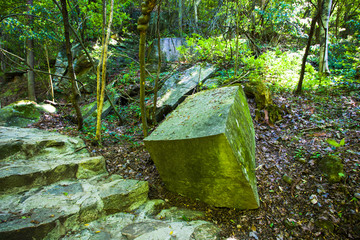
[
  {"left": 95, "top": 0, "right": 114, "bottom": 141},
  {"left": 59, "top": 0, "right": 83, "bottom": 130},
  {"left": 152, "top": 0, "right": 162, "bottom": 125},
  {"left": 138, "top": 0, "right": 157, "bottom": 137}
]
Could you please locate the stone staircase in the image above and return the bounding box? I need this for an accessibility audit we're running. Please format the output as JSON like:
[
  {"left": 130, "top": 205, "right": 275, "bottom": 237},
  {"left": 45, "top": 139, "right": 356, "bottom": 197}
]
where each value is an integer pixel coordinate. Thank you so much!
[{"left": 0, "top": 127, "right": 220, "bottom": 240}]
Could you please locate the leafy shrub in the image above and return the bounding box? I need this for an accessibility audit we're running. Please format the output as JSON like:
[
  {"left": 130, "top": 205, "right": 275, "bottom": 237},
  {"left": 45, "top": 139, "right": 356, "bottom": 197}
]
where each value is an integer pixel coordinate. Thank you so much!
[{"left": 177, "top": 33, "right": 252, "bottom": 65}]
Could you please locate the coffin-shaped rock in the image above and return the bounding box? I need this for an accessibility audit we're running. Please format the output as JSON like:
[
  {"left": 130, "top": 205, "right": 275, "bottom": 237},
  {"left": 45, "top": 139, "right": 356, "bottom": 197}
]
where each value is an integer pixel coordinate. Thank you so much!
[{"left": 144, "top": 86, "right": 259, "bottom": 209}]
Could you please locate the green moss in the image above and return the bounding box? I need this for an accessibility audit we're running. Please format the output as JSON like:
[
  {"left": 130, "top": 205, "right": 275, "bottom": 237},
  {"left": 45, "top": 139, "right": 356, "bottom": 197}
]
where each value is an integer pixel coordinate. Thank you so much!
[
  {"left": 318, "top": 155, "right": 344, "bottom": 183},
  {"left": 0, "top": 100, "right": 56, "bottom": 127},
  {"left": 145, "top": 86, "right": 259, "bottom": 209}
]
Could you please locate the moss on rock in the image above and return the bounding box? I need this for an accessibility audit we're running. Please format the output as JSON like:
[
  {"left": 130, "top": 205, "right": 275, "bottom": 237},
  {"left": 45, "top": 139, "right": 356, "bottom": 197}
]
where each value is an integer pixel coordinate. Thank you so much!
[
  {"left": 318, "top": 154, "right": 344, "bottom": 183},
  {"left": 144, "top": 86, "right": 259, "bottom": 209},
  {"left": 0, "top": 100, "right": 56, "bottom": 127}
]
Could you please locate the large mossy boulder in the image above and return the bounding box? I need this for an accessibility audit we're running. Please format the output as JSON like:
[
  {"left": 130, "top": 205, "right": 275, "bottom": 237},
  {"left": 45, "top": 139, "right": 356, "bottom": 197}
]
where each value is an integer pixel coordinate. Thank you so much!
[
  {"left": 0, "top": 100, "right": 56, "bottom": 127},
  {"left": 144, "top": 86, "right": 259, "bottom": 209}
]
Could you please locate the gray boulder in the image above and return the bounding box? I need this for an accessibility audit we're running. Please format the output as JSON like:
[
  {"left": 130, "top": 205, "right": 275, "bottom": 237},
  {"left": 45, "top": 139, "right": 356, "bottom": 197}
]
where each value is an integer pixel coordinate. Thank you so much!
[
  {"left": 53, "top": 44, "right": 95, "bottom": 93},
  {"left": 81, "top": 86, "right": 121, "bottom": 121},
  {"left": 148, "top": 38, "right": 185, "bottom": 63},
  {"left": 144, "top": 86, "right": 259, "bottom": 209},
  {"left": 151, "top": 64, "right": 215, "bottom": 122},
  {"left": 0, "top": 100, "right": 56, "bottom": 127}
]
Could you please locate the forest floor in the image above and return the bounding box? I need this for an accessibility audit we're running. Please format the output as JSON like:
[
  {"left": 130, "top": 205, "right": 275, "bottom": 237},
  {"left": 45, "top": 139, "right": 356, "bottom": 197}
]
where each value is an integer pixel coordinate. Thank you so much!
[{"left": 28, "top": 81, "right": 360, "bottom": 240}]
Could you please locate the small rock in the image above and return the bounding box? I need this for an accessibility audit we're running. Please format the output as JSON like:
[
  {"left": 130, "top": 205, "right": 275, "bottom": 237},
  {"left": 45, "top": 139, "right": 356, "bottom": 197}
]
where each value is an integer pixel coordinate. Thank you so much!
[
  {"left": 354, "top": 193, "right": 360, "bottom": 199},
  {"left": 297, "top": 158, "right": 306, "bottom": 164},
  {"left": 249, "top": 231, "right": 259, "bottom": 240},
  {"left": 310, "top": 194, "right": 318, "bottom": 205},
  {"left": 284, "top": 219, "right": 298, "bottom": 229},
  {"left": 317, "top": 155, "right": 344, "bottom": 183},
  {"left": 315, "top": 219, "right": 334, "bottom": 232},
  {"left": 282, "top": 174, "right": 293, "bottom": 184},
  {"left": 316, "top": 185, "right": 326, "bottom": 194},
  {"left": 156, "top": 207, "right": 205, "bottom": 221}
]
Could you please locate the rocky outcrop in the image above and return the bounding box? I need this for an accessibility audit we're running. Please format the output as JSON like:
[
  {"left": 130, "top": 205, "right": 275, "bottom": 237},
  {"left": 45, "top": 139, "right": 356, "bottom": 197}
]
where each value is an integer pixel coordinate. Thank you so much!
[
  {"left": 147, "top": 38, "right": 185, "bottom": 63},
  {"left": 53, "top": 44, "right": 95, "bottom": 93},
  {"left": 81, "top": 86, "right": 121, "bottom": 121},
  {"left": 144, "top": 86, "right": 259, "bottom": 209},
  {"left": 0, "top": 127, "right": 220, "bottom": 239},
  {"left": 0, "top": 100, "right": 56, "bottom": 127},
  {"left": 150, "top": 63, "right": 216, "bottom": 122}
]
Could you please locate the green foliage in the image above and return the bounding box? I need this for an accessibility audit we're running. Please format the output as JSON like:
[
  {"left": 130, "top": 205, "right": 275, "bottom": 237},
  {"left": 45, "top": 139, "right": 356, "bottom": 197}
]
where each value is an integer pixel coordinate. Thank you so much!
[
  {"left": 326, "top": 138, "right": 345, "bottom": 148},
  {"left": 178, "top": 33, "right": 252, "bottom": 65},
  {"left": 78, "top": 0, "right": 131, "bottom": 39},
  {"left": 254, "top": 1, "right": 305, "bottom": 39},
  {"left": 1, "top": 2, "right": 61, "bottom": 42},
  {"left": 294, "top": 147, "right": 305, "bottom": 159}
]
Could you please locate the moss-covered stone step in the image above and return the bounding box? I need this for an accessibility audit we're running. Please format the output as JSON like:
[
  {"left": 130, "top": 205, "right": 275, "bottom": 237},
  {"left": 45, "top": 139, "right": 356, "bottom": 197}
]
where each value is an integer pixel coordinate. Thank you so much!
[
  {"left": 60, "top": 201, "right": 220, "bottom": 240},
  {"left": 0, "top": 155, "right": 108, "bottom": 194},
  {"left": 0, "top": 126, "right": 89, "bottom": 161},
  {"left": 0, "top": 175, "right": 149, "bottom": 240},
  {"left": 0, "top": 127, "right": 107, "bottom": 194},
  {"left": 145, "top": 86, "right": 259, "bottom": 209}
]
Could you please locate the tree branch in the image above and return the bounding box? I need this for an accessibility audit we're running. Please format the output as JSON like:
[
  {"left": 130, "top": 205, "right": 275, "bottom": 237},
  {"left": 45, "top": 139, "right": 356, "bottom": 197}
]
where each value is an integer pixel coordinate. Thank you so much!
[{"left": 0, "top": 13, "right": 56, "bottom": 23}]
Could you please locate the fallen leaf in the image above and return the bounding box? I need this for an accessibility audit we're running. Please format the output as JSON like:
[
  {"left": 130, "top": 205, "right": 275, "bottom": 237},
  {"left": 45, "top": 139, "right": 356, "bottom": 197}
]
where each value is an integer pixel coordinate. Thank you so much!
[{"left": 251, "top": 224, "right": 256, "bottom": 231}]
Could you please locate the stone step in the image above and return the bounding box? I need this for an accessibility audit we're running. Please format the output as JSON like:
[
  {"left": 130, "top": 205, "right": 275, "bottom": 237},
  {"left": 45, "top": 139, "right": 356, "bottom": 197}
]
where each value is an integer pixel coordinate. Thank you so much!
[
  {"left": 60, "top": 200, "right": 220, "bottom": 240},
  {"left": 0, "top": 155, "right": 107, "bottom": 194},
  {"left": 0, "top": 175, "right": 149, "bottom": 240},
  {"left": 0, "top": 127, "right": 107, "bottom": 194}
]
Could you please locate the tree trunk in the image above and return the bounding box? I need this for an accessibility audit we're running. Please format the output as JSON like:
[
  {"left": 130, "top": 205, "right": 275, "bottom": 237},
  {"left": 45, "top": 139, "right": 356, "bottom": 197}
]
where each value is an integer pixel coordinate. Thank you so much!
[
  {"left": 95, "top": 0, "right": 114, "bottom": 142},
  {"left": 179, "top": 0, "right": 183, "bottom": 37},
  {"left": 194, "top": 0, "right": 200, "bottom": 32},
  {"left": 153, "top": 0, "right": 162, "bottom": 124},
  {"left": 234, "top": 0, "right": 239, "bottom": 78},
  {"left": 319, "top": 0, "right": 332, "bottom": 74},
  {"left": 27, "top": 0, "right": 36, "bottom": 101},
  {"left": 138, "top": 0, "right": 157, "bottom": 137},
  {"left": 44, "top": 44, "right": 54, "bottom": 101},
  {"left": 335, "top": 2, "right": 341, "bottom": 38},
  {"left": 59, "top": 0, "right": 83, "bottom": 130},
  {"left": 295, "top": 10, "right": 320, "bottom": 94}
]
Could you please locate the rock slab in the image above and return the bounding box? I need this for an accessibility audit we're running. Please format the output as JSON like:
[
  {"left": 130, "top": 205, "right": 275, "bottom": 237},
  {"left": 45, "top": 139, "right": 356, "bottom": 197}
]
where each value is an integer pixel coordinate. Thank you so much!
[
  {"left": 153, "top": 64, "right": 215, "bottom": 122},
  {"left": 0, "top": 100, "right": 56, "bottom": 127},
  {"left": 148, "top": 37, "right": 185, "bottom": 63},
  {"left": 144, "top": 86, "right": 259, "bottom": 209}
]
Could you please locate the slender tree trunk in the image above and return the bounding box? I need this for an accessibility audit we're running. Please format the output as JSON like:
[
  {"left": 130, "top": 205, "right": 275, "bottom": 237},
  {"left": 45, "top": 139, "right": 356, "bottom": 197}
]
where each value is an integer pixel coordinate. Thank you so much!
[
  {"left": 59, "top": 0, "right": 83, "bottom": 130},
  {"left": 194, "top": 0, "right": 200, "bottom": 32},
  {"left": 179, "top": 0, "right": 183, "bottom": 37},
  {"left": 234, "top": 0, "right": 239, "bottom": 78},
  {"left": 153, "top": 0, "right": 162, "bottom": 124},
  {"left": 27, "top": 0, "right": 36, "bottom": 101},
  {"left": 295, "top": 11, "right": 320, "bottom": 94},
  {"left": 319, "top": 0, "right": 332, "bottom": 74},
  {"left": 44, "top": 44, "right": 54, "bottom": 101},
  {"left": 138, "top": 0, "right": 157, "bottom": 137},
  {"left": 0, "top": 34, "right": 5, "bottom": 86},
  {"left": 53, "top": 0, "right": 124, "bottom": 125},
  {"left": 95, "top": 0, "right": 114, "bottom": 141},
  {"left": 335, "top": 2, "right": 341, "bottom": 38},
  {"left": 96, "top": 0, "right": 106, "bottom": 113}
]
